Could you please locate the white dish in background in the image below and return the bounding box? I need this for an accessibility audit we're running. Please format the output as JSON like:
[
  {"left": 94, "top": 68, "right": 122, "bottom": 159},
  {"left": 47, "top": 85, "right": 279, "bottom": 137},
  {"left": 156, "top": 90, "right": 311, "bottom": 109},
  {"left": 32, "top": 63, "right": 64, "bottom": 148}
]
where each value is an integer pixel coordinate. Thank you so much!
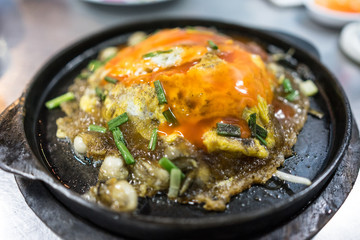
[
  {"left": 82, "top": 0, "right": 172, "bottom": 6},
  {"left": 304, "top": 0, "right": 360, "bottom": 27},
  {"left": 340, "top": 22, "right": 360, "bottom": 64}
]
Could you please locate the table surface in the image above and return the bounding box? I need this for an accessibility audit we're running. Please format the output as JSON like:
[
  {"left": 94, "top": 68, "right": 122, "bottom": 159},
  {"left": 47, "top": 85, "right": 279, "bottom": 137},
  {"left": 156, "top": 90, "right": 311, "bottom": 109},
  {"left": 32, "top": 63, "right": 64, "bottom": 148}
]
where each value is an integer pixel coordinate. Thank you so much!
[{"left": 0, "top": 0, "right": 359, "bottom": 239}]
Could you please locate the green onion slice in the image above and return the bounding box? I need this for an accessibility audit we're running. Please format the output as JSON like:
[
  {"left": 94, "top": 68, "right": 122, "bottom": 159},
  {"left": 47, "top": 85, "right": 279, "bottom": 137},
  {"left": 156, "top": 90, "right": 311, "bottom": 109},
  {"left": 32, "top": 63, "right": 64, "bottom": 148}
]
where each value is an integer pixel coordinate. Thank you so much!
[
  {"left": 256, "top": 134, "right": 267, "bottom": 146},
  {"left": 216, "top": 123, "right": 241, "bottom": 137},
  {"left": 207, "top": 40, "right": 218, "bottom": 50},
  {"left": 248, "top": 113, "right": 257, "bottom": 137},
  {"left": 113, "top": 127, "right": 126, "bottom": 145},
  {"left": 78, "top": 72, "right": 91, "bottom": 80},
  {"left": 88, "top": 124, "right": 107, "bottom": 133},
  {"left": 159, "top": 157, "right": 185, "bottom": 179},
  {"left": 282, "top": 78, "right": 293, "bottom": 93},
  {"left": 168, "top": 168, "right": 181, "bottom": 198},
  {"left": 247, "top": 113, "right": 268, "bottom": 146},
  {"left": 148, "top": 128, "right": 158, "bottom": 151},
  {"left": 256, "top": 124, "right": 267, "bottom": 139},
  {"left": 104, "top": 53, "right": 116, "bottom": 63},
  {"left": 163, "top": 108, "right": 178, "bottom": 126},
  {"left": 154, "top": 80, "right": 167, "bottom": 104},
  {"left": 95, "top": 87, "right": 106, "bottom": 101},
  {"left": 104, "top": 76, "right": 118, "bottom": 84},
  {"left": 107, "top": 112, "right": 129, "bottom": 131},
  {"left": 142, "top": 49, "right": 173, "bottom": 58},
  {"left": 112, "top": 127, "right": 134, "bottom": 164},
  {"left": 285, "top": 90, "right": 299, "bottom": 102},
  {"left": 299, "top": 80, "right": 318, "bottom": 97},
  {"left": 45, "top": 92, "right": 75, "bottom": 109},
  {"left": 87, "top": 60, "right": 103, "bottom": 72}
]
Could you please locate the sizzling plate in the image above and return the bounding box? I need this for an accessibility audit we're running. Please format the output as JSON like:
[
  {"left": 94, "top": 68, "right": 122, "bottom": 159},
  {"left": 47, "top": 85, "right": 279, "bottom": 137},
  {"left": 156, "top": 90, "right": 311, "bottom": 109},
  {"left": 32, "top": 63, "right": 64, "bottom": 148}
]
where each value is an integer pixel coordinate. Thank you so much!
[{"left": 0, "top": 19, "right": 352, "bottom": 239}]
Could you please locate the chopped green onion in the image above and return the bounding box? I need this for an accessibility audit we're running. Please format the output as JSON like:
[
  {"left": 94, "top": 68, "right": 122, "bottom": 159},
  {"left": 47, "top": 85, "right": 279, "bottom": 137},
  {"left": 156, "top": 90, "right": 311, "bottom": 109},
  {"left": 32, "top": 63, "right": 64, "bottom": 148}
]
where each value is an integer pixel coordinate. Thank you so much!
[
  {"left": 256, "top": 134, "right": 267, "bottom": 146},
  {"left": 104, "top": 76, "right": 118, "bottom": 84},
  {"left": 104, "top": 53, "right": 116, "bottom": 63},
  {"left": 107, "top": 112, "right": 129, "bottom": 131},
  {"left": 207, "top": 40, "right": 218, "bottom": 50},
  {"left": 308, "top": 108, "right": 324, "bottom": 119},
  {"left": 45, "top": 92, "right": 75, "bottom": 109},
  {"left": 95, "top": 87, "right": 106, "bottom": 101},
  {"left": 78, "top": 72, "right": 91, "bottom": 80},
  {"left": 247, "top": 113, "right": 268, "bottom": 146},
  {"left": 168, "top": 168, "right": 181, "bottom": 198},
  {"left": 256, "top": 124, "right": 267, "bottom": 139},
  {"left": 163, "top": 108, "right": 178, "bottom": 126},
  {"left": 282, "top": 78, "right": 293, "bottom": 93},
  {"left": 88, "top": 124, "right": 107, "bottom": 133},
  {"left": 112, "top": 127, "right": 134, "bottom": 164},
  {"left": 112, "top": 127, "right": 126, "bottom": 145},
  {"left": 87, "top": 60, "right": 103, "bottom": 72},
  {"left": 286, "top": 90, "right": 299, "bottom": 102},
  {"left": 159, "top": 157, "right": 185, "bottom": 179},
  {"left": 148, "top": 128, "right": 158, "bottom": 151},
  {"left": 216, "top": 123, "right": 241, "bottom": 137},
  {"left": 299, "top": 80, "right": 318, "bottom": 96},
  {"left": 248, "top": 113, "right": 257, "bottom": 137},
  {"left": 142, "top": 49, "right": 173, "bottom": 58},
  {"left": 154, "top": 80, "right": 167, "bottom": 104}
]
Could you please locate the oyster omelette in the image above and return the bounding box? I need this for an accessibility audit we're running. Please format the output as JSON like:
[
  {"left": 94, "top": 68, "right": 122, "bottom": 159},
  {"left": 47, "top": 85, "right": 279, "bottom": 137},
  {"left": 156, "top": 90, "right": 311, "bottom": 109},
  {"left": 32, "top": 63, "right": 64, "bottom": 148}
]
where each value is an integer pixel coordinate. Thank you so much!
[{"left": 46, "top": 27, "right": 318, "bottom": 212}]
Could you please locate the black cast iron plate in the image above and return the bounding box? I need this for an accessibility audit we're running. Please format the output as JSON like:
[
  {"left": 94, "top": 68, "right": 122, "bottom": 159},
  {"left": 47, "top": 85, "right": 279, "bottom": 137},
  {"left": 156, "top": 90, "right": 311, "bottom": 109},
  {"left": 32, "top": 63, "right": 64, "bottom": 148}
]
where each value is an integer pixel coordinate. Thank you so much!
[{"left": 0, "top": 19, "right": 352, "bottom": 239}]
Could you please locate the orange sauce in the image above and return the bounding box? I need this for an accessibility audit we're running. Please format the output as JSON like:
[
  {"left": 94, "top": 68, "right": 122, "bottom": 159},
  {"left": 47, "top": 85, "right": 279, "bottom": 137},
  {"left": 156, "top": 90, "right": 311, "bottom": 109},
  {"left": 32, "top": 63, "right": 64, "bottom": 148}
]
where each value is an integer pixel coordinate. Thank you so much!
[
  {"left": 104, "top": 28, "right": 275, "bottom": 148},
  {"left": 315, "top": 0, "right": 360, "bottom": 13}
]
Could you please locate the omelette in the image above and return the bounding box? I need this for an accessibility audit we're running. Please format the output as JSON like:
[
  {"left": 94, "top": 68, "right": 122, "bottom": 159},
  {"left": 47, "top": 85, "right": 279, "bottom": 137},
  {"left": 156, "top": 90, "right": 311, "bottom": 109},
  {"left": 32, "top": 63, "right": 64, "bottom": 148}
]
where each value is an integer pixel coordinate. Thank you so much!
[{"left": 52, "top": 27, "right": 315, "bottom": 212}]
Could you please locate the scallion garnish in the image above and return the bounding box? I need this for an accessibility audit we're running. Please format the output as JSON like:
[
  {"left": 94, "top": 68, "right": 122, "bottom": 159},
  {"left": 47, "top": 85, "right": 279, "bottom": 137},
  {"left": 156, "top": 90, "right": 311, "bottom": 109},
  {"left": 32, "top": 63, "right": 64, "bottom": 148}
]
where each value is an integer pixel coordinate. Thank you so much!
[
  {"left": 78, "top": 72, "right": 91, "bottom": 80},
  {"left": 256, "top": 124, "right": 268, "bottom": 139},
  {"left": 207, "top": 40, "right": 218, "bottom": 50},
  {"left": 168, "top": 168, "right": 181, "bottom": 198},
  {"left": 88, "top": 124, "right": 107, "bottom": 133},
  {"left": 112, "top": 126, "right": 126, "bottom": 145},
  {"left": 159, "top": 157, "right": 185, "bottom": 179},
  {"left": 282, "top": 78, "right": 293, "bottom": 93},
  {"left": 95, "top": 87, "right": 106, "bottom": 101},
  {"left": 154, "top": 80, "right": 167, "bottom": 104},
  {"left": 248, "top": 113, "right": 257, "bottom": 137},
  {"left": 112, "top": 127, "right": 134, "bottom": 164},
  {"left": 282, "top": 78, "right": 299, "bottom": 102},
  {"left": 216, "top": 123, "right": 241, "bottom": 137},
  {"left": 45, "top": 92, "right": 75, "bottom": 109},
  {"left": 148, "top": 128, "right": 158, "bottom": 151},
  {"left": 142, "top": 49, "right": 173, "bottom": 58},
  {"left": 247, "top": 113, "right": 268, "bottom": 146},
  {"left": 104, "top": 53, "right": 116, "bottom": 63},
  {"left": 256, "top": 134, "right": 267, "bottom": 146},
  {"left": 87, "top": 60, "right": 103, "bottom": 72},
  {"left": 107, "top": 112, "right": 129, "bottom": 131},
  {"left": 104, "top": 76, "right": 118, "bottom": 84},
  {"left": 299, "top": 80, "right": 318, "bottom": 96},
  {"left": 163, "top": 108, "right": 178, "bottom": 126},
  {"left": 286, "top": 90, "right": 299, "bottom": 102}
]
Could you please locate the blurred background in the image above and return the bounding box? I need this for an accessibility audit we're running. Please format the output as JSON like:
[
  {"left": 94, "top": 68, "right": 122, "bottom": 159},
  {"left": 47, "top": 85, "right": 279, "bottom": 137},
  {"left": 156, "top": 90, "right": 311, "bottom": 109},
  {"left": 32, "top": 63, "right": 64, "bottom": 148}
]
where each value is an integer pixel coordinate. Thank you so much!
[{"left": 0, "top": 0, "right": 359, "bottom": 239}]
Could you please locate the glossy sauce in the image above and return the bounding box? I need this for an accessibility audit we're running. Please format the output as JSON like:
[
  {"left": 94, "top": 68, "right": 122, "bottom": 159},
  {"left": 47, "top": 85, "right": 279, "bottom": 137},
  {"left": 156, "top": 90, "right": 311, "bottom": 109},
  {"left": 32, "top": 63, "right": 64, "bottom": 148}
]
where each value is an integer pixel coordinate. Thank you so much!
[{"left": 104, "top": 29, "right": 275, "bottom": 148}]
